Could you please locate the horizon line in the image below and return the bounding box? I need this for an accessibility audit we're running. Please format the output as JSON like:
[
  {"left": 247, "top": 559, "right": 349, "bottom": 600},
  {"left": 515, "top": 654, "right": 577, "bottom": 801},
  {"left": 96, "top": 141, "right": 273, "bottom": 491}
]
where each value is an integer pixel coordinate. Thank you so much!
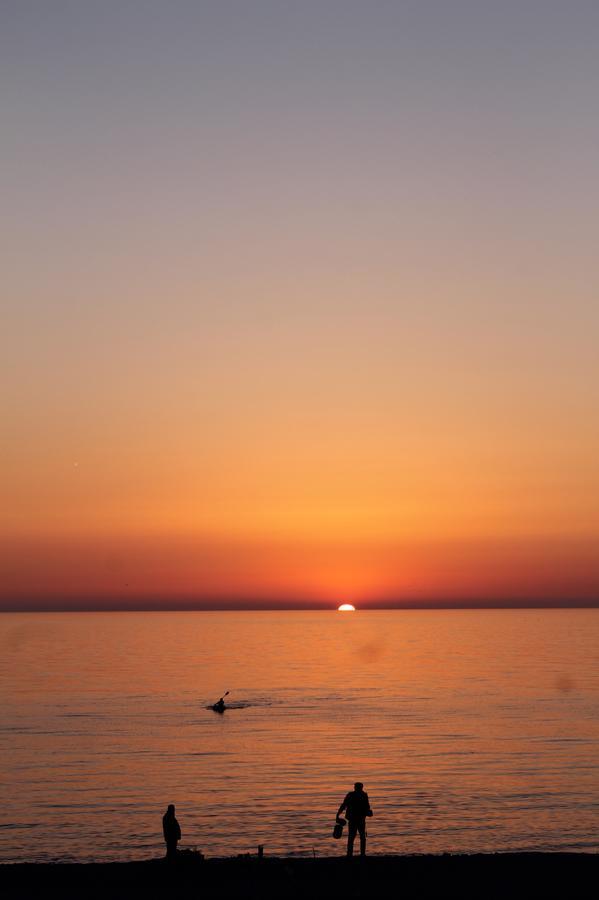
[{"left": 2, "top": 599, "right": 599, "bottom": 613}]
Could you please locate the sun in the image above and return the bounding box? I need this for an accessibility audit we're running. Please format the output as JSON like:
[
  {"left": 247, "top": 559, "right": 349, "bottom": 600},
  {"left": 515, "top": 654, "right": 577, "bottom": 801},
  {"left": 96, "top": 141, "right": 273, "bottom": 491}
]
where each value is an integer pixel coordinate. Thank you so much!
[{"left": 337, "top": 604, "right": 356, "bottom": 612}]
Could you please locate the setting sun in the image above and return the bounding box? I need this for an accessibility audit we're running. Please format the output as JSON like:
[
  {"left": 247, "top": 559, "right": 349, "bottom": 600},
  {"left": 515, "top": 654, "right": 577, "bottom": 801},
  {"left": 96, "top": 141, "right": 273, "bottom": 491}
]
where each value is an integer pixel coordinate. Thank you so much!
[{"left": 338, "top": 604, "right": 356, "bottom": 612}]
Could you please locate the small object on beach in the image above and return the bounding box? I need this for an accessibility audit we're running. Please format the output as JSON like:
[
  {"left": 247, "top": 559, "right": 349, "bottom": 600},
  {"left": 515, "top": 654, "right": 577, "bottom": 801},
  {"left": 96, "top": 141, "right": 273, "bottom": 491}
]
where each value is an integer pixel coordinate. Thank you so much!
[{"left": 258, "top": 845, "right": 264, "bottom": 859}]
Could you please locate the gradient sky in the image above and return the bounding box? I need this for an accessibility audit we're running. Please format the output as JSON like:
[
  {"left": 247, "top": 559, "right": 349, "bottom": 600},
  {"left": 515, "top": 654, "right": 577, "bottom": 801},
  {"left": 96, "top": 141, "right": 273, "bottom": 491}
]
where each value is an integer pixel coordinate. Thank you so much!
[{"left": 2, "top": 1, "right": 598, "bottom": 609}]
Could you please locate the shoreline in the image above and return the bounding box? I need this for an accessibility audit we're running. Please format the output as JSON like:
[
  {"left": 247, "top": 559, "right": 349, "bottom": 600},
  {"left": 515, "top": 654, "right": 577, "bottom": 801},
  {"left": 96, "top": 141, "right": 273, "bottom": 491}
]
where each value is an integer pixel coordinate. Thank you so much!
[{"left": 2, "top": 853, "right": 597, "bottom": 898}]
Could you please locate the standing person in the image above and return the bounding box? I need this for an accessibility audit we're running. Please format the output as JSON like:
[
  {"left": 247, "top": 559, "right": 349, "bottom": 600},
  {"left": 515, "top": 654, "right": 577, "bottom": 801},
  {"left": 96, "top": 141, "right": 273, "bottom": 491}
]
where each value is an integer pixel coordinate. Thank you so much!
[
  {"left": 336, "top": 782, "right": 373, "bottom": 857},
  {"left": 162, "top": 804, "right": 181, "bottom": 861}
]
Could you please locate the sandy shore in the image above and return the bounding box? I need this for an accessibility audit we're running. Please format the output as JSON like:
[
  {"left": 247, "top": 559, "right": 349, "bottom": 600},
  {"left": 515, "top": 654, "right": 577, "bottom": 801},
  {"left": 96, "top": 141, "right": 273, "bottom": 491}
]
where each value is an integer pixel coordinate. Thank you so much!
[{"left": 1, "top": 853, "right": 598, "bottom": 899}]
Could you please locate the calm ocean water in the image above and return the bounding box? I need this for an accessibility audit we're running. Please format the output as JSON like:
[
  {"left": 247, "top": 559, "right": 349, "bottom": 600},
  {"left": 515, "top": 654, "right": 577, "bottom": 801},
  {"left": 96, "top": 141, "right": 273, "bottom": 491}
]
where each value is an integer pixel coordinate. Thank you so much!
[{"left": 1, "top": 610, "right": 599, "bottom": 861}]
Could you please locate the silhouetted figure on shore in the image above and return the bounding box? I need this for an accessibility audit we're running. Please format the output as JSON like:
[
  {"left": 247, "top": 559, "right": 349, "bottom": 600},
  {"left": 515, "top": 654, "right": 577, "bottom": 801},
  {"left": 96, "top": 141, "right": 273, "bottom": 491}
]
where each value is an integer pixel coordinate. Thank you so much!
[
  {"left": 337, "top": 782, "right": 373, "bottom": 857},
  {"left": 162, "top": 804, "right": 181, "bottom": 861}
]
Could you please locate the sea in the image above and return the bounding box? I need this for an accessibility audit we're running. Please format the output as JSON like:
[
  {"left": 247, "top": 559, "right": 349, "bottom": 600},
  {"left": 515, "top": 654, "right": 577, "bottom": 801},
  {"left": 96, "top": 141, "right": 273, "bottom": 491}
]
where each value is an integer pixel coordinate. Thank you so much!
[{"left": 1, "top": 609, "right": 599, "bottom": 861}]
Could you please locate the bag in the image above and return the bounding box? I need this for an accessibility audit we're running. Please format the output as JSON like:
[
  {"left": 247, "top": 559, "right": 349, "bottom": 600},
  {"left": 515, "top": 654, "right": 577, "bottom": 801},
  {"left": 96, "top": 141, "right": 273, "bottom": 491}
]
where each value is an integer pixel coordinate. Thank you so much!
[{"left": 332, "top": 818, "right": 346, "bottom": 839}]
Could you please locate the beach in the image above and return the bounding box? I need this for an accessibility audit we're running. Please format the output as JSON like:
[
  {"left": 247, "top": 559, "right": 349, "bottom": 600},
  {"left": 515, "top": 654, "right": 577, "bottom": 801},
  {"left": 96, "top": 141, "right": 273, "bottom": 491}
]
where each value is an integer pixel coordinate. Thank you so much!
[{"left": 2, "top": 853, "right": 598, "bottom": 899}]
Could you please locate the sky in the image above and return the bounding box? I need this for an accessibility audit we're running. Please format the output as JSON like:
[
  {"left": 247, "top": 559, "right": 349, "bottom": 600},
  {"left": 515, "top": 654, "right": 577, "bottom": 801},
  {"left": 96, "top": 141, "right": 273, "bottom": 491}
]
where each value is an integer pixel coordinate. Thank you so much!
[{"left": 2, "top": 1, "right": 598, "bottom": 610}]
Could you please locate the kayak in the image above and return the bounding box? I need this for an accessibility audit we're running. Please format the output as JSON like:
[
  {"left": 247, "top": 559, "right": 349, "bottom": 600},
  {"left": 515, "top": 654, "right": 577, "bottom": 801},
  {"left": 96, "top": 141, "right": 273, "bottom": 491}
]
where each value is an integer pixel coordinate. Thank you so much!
[{"left": 210, "top": 691, "right": 229, "bottom": 713}]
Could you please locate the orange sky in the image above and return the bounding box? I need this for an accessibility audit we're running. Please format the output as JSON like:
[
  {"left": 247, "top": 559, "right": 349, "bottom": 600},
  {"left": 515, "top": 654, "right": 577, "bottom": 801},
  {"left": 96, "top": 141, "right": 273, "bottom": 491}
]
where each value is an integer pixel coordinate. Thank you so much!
[{"left": 2, "top": 4, "right": 598, "bottom": 608}]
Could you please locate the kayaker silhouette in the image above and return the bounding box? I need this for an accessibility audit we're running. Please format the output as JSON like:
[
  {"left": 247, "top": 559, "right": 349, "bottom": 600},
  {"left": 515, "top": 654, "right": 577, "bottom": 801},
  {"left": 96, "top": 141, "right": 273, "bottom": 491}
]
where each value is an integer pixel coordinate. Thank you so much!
[
  {"left": 212, "top": 691, "right": 229, "bottom": 712},
  {"left": 336, "top": 782, "right": 373, "bottom": 857}
]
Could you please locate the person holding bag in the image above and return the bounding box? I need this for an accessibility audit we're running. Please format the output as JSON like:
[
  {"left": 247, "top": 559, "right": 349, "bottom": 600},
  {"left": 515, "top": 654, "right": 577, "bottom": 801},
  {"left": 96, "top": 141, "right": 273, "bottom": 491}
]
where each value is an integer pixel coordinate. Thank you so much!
[{"left": 335, "top": 782, "right": 373, "bottom": 857}]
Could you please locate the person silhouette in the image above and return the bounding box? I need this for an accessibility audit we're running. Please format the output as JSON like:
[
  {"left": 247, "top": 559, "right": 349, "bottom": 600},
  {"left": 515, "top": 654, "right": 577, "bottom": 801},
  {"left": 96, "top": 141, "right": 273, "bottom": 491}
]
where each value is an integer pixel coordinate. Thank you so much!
[
  {"left": 162, "top": 804, "right": 181, "bottom": 861},
  {"left": 336, "top": 782, "right": 373, "bottom": 857},
  {"left": 212, "top": 690, "right": 229, "bottom": 712}
]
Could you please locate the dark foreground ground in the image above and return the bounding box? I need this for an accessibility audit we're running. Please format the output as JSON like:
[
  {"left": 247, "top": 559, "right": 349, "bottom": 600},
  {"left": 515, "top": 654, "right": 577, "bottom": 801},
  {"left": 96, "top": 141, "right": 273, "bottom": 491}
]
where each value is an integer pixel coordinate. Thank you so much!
[{"left": 2, "top": 853, "right": 598, "bottom": 900}]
